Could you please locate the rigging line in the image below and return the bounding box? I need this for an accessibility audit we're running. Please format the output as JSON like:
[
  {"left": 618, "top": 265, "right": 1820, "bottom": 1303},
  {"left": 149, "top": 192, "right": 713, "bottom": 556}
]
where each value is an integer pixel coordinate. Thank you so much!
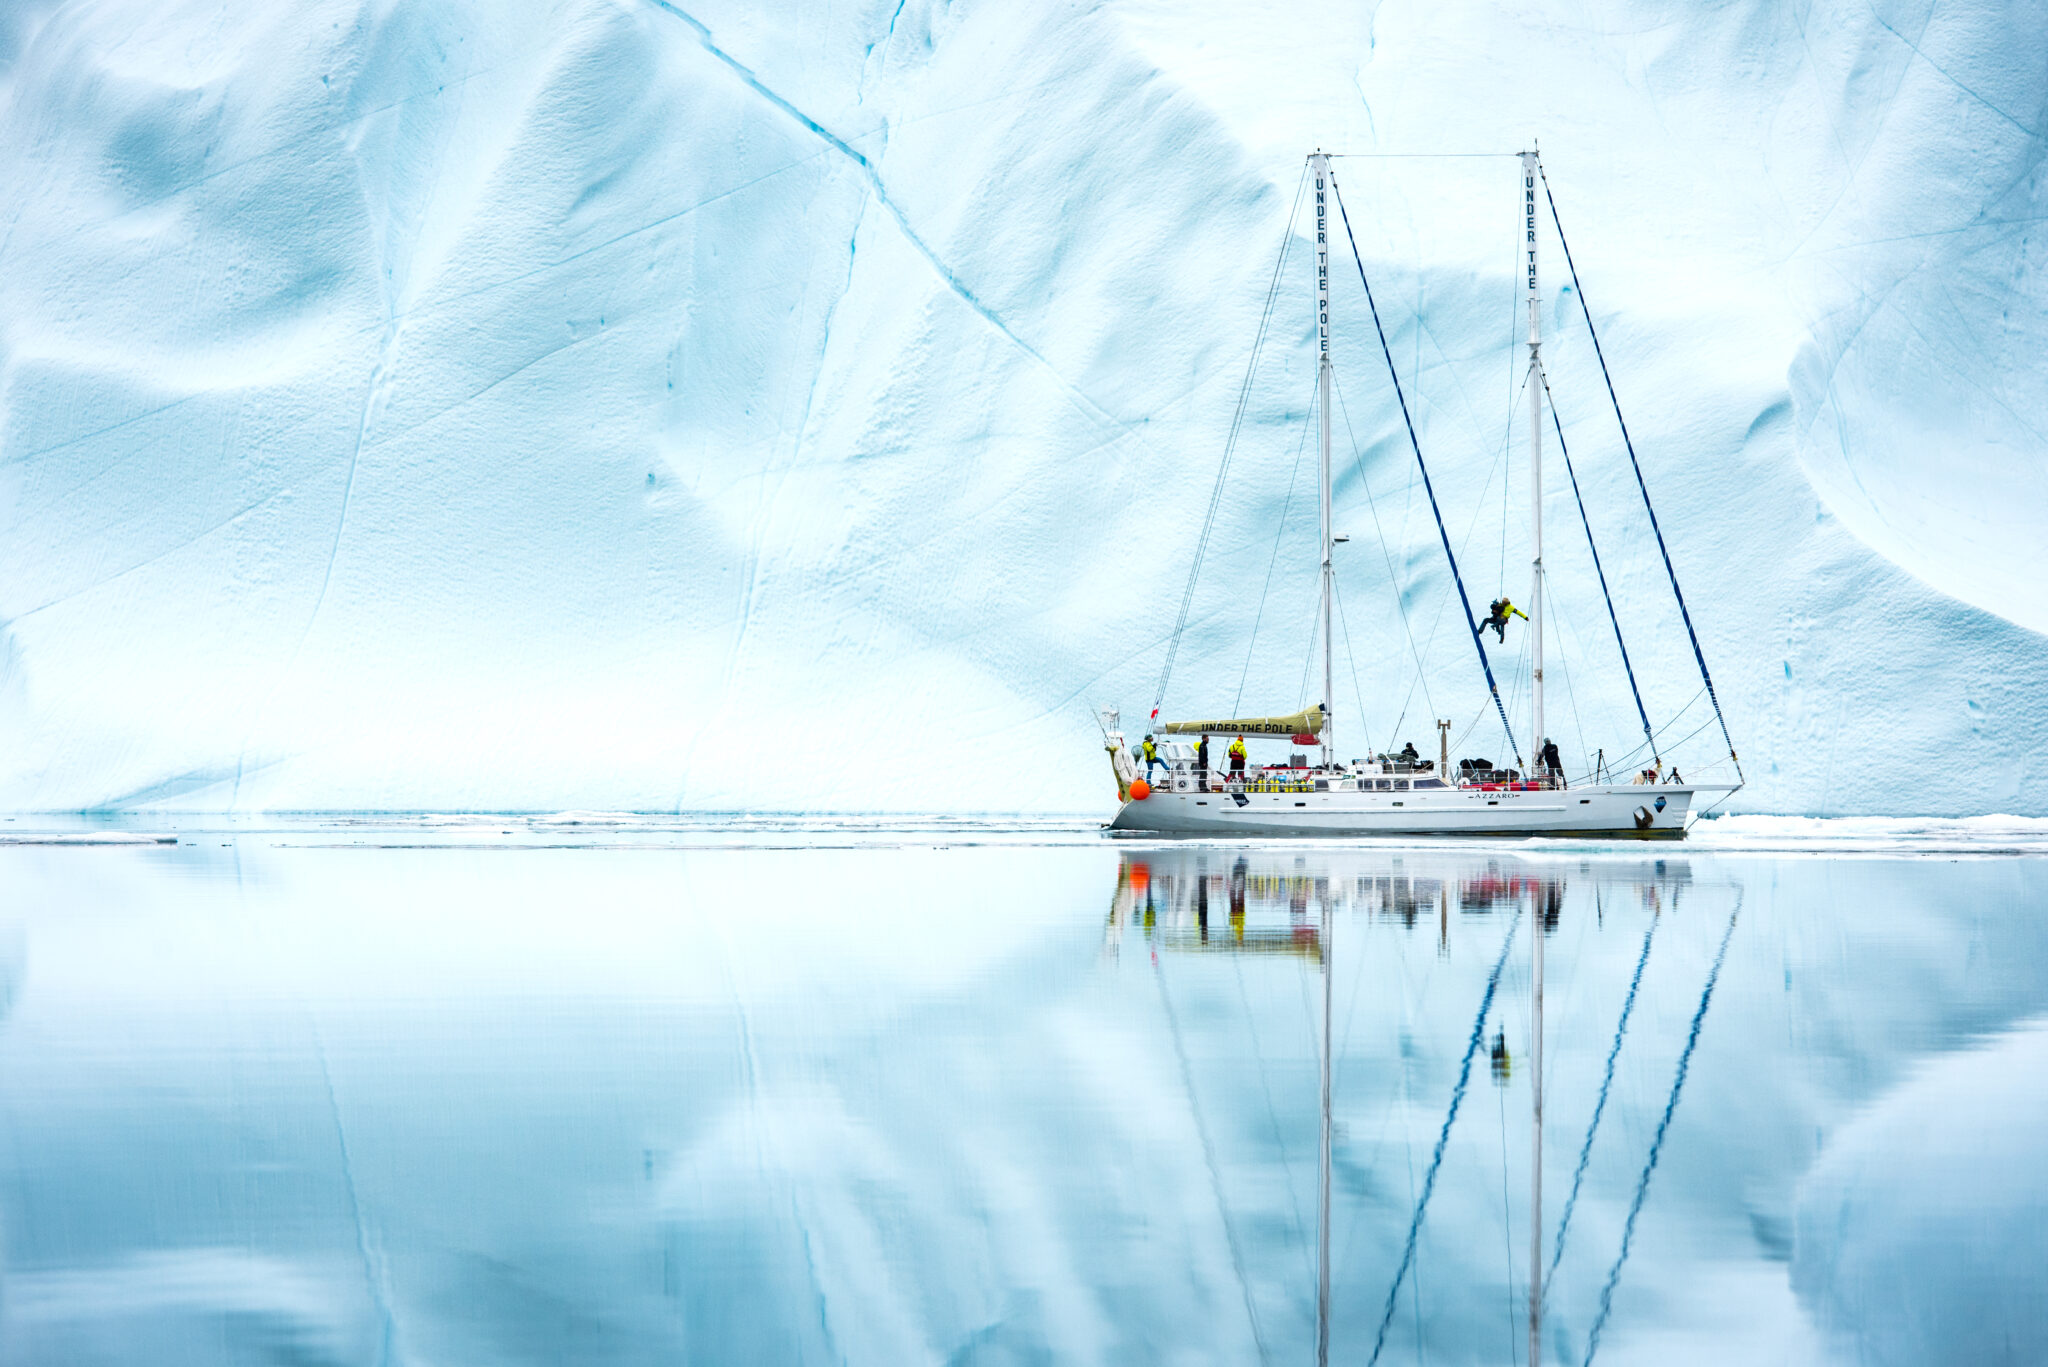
[
  {"left": 1234, "top": 380, "right": 1318, "bottom": 714},
  {"left": 1383, "top": 359, "right": 1530, "bottom": 746},
  {"left": 1582, "top": 891, "right": 1743, "bottom": 1367},
  {"left": 1536, "top": 160, "right": 1742, "bottom": 785},
  {"left": 1693, "top": 784, "right": 1740, "bottom": 820},
  {"left": 1538, "top": 364, "right": 1657, "bottom": 764},
  {"left": 1545, "top": 913, "right": 1660, "bottom": 1295},
  {"left": 1230, "top": 949, "right": 1316, "bottom": 1286},
  {"left": 1602, "top": 686, "right": 1707, "bottom": 771},
  {"left": 1334, "top": 574, "right": 1378, "bottom": 760},
  {"left": 1154, "top": 163, "right": 1310, "bottom": 724},
  {"left": 1367, "top": 909, "right": 1524, "bottom": 1367},
  {"left": 1298, "top": 601, "right": 1321, "bottom": 712},
  {"left": 1330, "top": 170, "right": 1523, "bottom": 768},
  {"left": 1327, "top": 152, "right": 1522, "bottom": 159},
  {"left": 1377, "top": 348, "right": 1527, "bottom": 736},
  {"left": 1605, "top": 687, "right": 1709, "bottom": 774},
  {"left": 1449, "top": 709, "right": 1486, "bottom": 757},
  {"left": 1543, "top": 587, "right": 1600, "bottom": 778},
  {"left": 1500, "top": 413, "right": 1511, "bottom": 590},
  {"left": 1331, "top": 371, "right": 1436, "bottom": 731},
  {"left": 1152, "top": 949, "right": 1275, "bottom": 1367},
  {"left": 1641, "top": 710, "right": 1728, "bottom": 769}
]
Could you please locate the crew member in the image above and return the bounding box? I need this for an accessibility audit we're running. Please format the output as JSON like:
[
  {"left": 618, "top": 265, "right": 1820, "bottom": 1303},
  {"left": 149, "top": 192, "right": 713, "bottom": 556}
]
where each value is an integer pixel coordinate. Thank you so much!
[
  {"left": 1228, "top": 735, "right": 1248, "bottom": 778},
  {"left": 1539, "top": 738, "right": 1565, "bottom": 788},
  {"left": 1141, "top": 734, "right": 1166, "bottom": 781},
  {"left": 1195, "top": 734, "right": 1211, "bottom": 785},
  {"left": 1481, "top": 597, "right": 1527, "bottom": 643}
]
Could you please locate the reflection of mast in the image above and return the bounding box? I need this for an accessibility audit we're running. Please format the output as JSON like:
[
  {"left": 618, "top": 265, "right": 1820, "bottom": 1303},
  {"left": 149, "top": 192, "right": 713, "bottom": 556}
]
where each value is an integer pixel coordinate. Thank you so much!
[
  {"left": 1369, "top": 910, "right": 1523, "bottom": 1365},
  {"left": 1317, "top": 879, "right": 1332, "bottom": 1367},
  {"left": 1530, "top": 872, "right": 1547, "bottom": 1367}
]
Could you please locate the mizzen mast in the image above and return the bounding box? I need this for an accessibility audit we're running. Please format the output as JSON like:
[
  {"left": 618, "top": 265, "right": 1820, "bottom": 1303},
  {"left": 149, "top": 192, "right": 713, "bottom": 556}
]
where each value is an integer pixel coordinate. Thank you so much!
[{"left": 1522, "top": 148, "right": 1546, "bottom": 780}]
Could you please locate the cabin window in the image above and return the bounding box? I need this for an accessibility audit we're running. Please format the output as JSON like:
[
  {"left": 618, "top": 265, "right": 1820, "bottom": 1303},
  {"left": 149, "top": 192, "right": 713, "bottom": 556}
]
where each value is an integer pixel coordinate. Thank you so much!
[
  {"left": 1413, "top": 777, "right": 1445, "bottom": 789},
  {"left": 1394, "top": 780, "right": 1410, "bottom": 791}
]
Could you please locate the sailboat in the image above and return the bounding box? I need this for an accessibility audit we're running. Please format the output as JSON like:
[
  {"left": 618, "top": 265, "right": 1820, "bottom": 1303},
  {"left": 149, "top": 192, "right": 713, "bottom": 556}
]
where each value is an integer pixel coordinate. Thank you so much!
[{"left": 1105, "top": 149, "right": 1741, "bottom": 839}]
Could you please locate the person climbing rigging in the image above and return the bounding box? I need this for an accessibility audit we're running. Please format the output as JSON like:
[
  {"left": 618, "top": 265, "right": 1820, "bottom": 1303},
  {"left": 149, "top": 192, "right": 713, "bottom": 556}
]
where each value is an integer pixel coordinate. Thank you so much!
[{"left": 1481, "top": 596, "right": 1527, "bottom": 643}]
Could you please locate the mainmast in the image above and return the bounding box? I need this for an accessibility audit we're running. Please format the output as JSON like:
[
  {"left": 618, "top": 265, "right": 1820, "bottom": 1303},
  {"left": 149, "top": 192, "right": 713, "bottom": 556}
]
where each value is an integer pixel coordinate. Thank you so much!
[
  {"left": 1313, "top": 151, "right": 1335, "bottom": 769},
  {"left": 1522, "top": 149, "right": 1545, "bottom": 778},
  {"left": 1521, "top": 146, "right": 1546, "bottom": 1367}
]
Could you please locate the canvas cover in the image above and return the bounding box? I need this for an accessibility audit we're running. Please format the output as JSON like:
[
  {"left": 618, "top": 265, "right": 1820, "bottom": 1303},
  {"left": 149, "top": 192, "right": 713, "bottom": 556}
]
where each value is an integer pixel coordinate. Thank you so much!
[{"left": 1162, "top": 706, "right": 1323, "bottom": 737}]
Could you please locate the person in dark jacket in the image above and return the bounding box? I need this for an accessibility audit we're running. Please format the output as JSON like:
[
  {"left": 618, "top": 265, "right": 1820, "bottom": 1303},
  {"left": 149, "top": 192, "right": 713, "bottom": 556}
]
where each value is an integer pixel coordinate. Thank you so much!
[{"left": 1539, "top": 738, "right": 1565, "bottom": 787}]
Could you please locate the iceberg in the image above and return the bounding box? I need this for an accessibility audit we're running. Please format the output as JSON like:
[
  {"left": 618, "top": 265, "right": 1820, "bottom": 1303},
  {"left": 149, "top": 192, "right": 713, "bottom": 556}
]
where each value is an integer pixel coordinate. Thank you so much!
[{"left": 0, "top": 0, "right": 2042, "bottom": 813}]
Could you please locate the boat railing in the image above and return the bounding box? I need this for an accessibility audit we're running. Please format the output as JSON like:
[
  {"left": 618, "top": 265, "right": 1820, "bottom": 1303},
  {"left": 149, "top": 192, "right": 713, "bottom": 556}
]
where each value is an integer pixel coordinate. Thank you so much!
[{"left": 1459, "top": 770, "right": 1562, "bottom": 791}]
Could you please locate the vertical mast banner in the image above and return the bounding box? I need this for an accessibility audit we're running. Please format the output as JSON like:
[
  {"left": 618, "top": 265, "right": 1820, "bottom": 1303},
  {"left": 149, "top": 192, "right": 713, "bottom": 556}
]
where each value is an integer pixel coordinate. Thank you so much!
[{"left": 1315, "top": 159, "right": 1329, "bottom": 357}]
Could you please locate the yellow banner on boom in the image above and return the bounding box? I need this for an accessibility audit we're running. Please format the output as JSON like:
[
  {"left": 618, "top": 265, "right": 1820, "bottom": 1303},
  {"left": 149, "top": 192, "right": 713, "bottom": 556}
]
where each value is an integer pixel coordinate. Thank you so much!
[{"left": 1162, "top": 706, "right": 1323, "bottom": 737}]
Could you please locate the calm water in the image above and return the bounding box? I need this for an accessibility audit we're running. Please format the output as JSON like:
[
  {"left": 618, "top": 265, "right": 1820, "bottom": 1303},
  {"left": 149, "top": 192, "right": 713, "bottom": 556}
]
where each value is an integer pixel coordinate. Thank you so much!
[{"left": 0, "top": 824, "right": 2044, "bottom": 1365}]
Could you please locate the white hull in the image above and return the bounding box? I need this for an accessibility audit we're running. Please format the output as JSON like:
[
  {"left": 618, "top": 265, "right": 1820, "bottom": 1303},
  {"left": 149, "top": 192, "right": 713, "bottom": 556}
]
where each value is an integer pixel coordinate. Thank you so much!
[{"left": 1108, "top": 782, "right": 1728, "bottom": 839}]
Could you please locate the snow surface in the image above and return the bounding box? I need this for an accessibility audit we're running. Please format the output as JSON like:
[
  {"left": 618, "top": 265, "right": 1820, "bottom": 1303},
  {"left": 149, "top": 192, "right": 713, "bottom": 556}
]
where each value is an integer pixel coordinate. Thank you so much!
[{"left": 1, "top": 0, "right": 2045, "bottom": 812}]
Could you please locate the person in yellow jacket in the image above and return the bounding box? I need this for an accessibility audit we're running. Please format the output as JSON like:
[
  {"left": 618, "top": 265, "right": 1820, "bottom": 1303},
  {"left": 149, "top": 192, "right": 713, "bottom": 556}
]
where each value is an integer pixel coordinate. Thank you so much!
[
  {"left": 1228, "top": 735, "right": 1248, "bottom": 778},
  {"left": 1482, "top": 596, "right": 1528, "bottom": 643},
  {"left": 1140, "top": 734, "right": 1167, "bottom": 782}
]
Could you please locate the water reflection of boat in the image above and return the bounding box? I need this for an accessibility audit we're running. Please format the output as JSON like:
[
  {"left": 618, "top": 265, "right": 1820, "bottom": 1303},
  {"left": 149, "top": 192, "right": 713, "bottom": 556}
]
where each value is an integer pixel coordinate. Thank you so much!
[
  {"left": 1109, "top": 849, "right": 1689, "bottom": 955},
  {"left": 1107, "top": 856, "right": 1323, "bottom": 957},
  {"left": 1111, "top": 847, "right": 1724, "bottom": 1366}
]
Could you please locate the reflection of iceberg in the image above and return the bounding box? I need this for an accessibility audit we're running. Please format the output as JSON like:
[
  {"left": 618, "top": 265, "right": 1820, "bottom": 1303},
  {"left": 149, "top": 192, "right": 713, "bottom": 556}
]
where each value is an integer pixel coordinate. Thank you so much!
[
  {"left": 0, "top": 1250, "right": 375, "bottom": 1367},
  {"left": 2, "top": 843, "right": 2047, "bottom": 1362},
  {"left": 1793, "top": 1023, "right": 2048, "bottom": 1365}
]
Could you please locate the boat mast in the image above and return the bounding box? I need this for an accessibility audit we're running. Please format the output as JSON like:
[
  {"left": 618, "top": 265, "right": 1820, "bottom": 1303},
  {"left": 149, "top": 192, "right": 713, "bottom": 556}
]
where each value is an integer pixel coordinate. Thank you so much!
[
  {"left": 1314, "top": 151, "right": 1335, "bottom": 769},
  {"left": 1522, "top": 147, "right": 1546, "bottom": 1367},
  {"left": 1522, "top": 149, "right": 1545, "bottom": 779}
]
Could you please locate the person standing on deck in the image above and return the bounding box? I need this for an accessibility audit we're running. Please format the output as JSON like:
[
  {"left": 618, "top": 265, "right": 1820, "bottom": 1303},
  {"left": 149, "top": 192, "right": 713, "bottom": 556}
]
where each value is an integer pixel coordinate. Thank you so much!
[
  {"left": 1195, "top": 735, "right": 1211, "bottom": 788},
  {"left": 1141, "top": 734, "right": 1166, "bottom": 782},
  {"left": 1539, "top": 738, "right": 1565, "bottom": 788},
  {"left": 1228, "top": 736, "right": 1247, "bottom": 779}
]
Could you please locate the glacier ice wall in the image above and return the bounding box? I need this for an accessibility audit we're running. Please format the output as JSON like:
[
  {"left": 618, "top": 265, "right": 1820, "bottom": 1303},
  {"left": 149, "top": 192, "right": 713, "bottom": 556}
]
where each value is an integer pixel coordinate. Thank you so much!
[{"left": 0, "top": 0, "right": 2043, "bottom": 813}]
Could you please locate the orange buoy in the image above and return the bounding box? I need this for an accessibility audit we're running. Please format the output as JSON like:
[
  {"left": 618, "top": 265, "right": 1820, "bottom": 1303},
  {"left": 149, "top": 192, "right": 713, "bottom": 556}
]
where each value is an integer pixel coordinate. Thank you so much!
[{"left": 1129, "top": 778, "right": 1151, "bottom": 800}]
